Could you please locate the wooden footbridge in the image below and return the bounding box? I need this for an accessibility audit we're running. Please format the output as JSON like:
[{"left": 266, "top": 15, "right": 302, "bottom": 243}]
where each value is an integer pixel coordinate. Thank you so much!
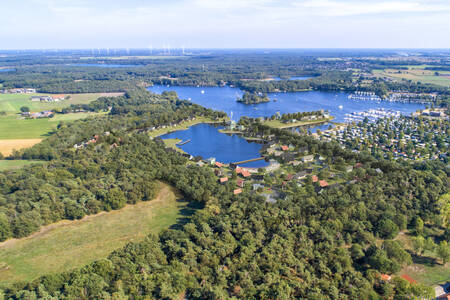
[{"left": 232, "top": 157, "right": 265, "bottom": 165}]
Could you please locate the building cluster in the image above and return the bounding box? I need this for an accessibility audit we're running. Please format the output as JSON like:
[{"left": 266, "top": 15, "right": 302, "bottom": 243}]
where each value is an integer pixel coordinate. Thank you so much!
[
  {"left": 348, "top": 91, "right": 381, "bottom": 101},
  {"left": 73, "top": 132, "right": 112, "bottom": 149},
  {"left": 30, "top": 95, "right": 66, "bottom": 102},
  {"left": 319, "top": 116, "right": 449, "bottom": 161},
  {"left": 387, "top": 92, "right": 437, "bottom": 103},
  {"left": 21, "top": 110, "right": 54, "bottom": 119},
  {"left": 0, "top": 88, "right": 36, "bottom": 94}
]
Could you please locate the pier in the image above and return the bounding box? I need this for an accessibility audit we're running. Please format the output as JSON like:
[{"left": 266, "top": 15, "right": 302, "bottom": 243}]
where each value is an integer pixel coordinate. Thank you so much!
[
  {"left": 176, "top": 139, "right": 191, "bottom": 146},
  {"left": 232, "top": 157, "right": 265, "bottom": 165}
]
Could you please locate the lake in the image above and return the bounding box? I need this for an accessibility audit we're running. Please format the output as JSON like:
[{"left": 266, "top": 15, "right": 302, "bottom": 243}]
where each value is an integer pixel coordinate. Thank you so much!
[
  {"left": 161, "top": 123, "right": 269, "bottom": 168},
  {"left": 0, "top": 68, "right": 15, "bottom": 72},
  {"left": 150, "top": 84, "right": 424, "bottom": 163},
  {"left": 148, "top": 85, "right": 424, "bottom": 123}
]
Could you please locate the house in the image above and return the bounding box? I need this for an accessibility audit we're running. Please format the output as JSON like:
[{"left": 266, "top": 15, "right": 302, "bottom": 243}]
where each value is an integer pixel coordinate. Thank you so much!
[
  {"left": 345, "top": 166, "right": 353, "bottom": 172},
  {"left": 380, "top": 274, "right": 391, "bottom": 281},
  {"left": 219, "top": 177, "right": 228, "bottom": 183},
  {"left": 30, "top": 96, "right": 41, "bottom": 102},
  {"left": 214, "top": 162, "right": 224, "bottom": 168},
  {"left": 196, "top": 161, "right": 205, "bottom": 167},
  {"left": 235, "top": 166, "right": 243, "bottom": 174},
  {"left": 273, "top": 150, "right": 283, "bottom": 157},
  {"left": 281, "top": 145, "right": 289, "bottom": 151},
  {"left": 302, "top": 155, "right": 314, "bottom": 162},
  {"left": 375, "top": 168, "right": 383, "bottom": 174},
  {"left": 233, "top": 188, "right": 242, "bottom": 195},
  {"left": 241, "top": 170, "right": 251, "bottom": 178},
  {"left": 319, "top": 180, "right": 329, "bottom": 187},
  {"left": 286, "top": 174, "right": 294, "bottom": 181},
  {"left": 311, "top": 175, "right": 318, "bottom": 182},
  {"left": 214, "top": 169, "right": 223, "bottom": 176},
  {"left": 290, "top": 160, "right": 301, "bottom": 166},
  {"left": 206, "top": 157, "right": 216, "bottom": 165},
  {"left": 236, "top": 179, "right": 244, "bottom": 187}
]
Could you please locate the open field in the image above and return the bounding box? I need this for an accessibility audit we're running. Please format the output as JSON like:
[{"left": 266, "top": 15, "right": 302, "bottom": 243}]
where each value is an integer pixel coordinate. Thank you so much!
[
  {"left": 0, "top": 139, "right": 42, "bottom": 156},
  {"left": 0, "top": 160, "right": 44, "bottom": 171},
  {"left": 0, "top": 92, "right": 122, "bottom": 114},
  {"left": 373, "top": 69, "right": 450, "bottom": 87},
  {"left": 0, "top": 181, "right": 197, "bottom": 285},
  {"left": 395, "top": 232, "right": 450, "bottom": 286},
  {"left": 262, "top": 117, "right": 334, "bottom": 129},
  {"left": 149, "top": 116, "right": 228, "bottom": 137},
  {"left": 0, "top": 113, "right": 103, "bottom": 139}
]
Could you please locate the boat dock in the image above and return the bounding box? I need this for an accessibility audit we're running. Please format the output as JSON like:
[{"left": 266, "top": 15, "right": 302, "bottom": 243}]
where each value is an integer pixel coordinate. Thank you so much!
[{"left": 176, "top": 139, "right": 191, "bottom": 146}]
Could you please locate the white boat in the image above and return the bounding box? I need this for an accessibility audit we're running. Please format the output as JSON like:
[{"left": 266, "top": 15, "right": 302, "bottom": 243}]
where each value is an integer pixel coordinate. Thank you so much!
[
  {"left": 338, "top": 105, "right": 343, "bottom": 109},
  {"left": 201, "top": 90, "right": 205, "bottom": 94}
]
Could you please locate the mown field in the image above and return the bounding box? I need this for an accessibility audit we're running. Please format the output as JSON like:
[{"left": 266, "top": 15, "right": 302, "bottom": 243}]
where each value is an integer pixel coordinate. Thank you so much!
[
  {"left": 373, "top": 68, "right": 450, "bottom": 87},
  {"left": 0, "top": 92, "right": 122, "bottom": 114},
  {"left": 0, "top": 182, "right": 196, "bottom": 285},
  {"left": 0, "top": 113, "right": 106, "bottom": 155}
]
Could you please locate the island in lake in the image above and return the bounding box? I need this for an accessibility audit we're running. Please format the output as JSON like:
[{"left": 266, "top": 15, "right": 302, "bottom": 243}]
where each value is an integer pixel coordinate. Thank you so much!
[{"left": 237, "top": 92, "right": 270, "bottom": 104}]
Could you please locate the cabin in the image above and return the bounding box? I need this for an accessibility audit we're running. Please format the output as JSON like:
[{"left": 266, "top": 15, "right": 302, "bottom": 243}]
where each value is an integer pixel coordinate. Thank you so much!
[
  {"left": 236, "top": 179, "right": 244, "bottom": 188},
  {"left": 233, "top": 188, "right": 242, "bottom": 195},
  {"left": 219, "top": 177, "right": 228, "bottom": 183},
  {"left": 302, "top": 155, "right": 314, "bottom": 162}
]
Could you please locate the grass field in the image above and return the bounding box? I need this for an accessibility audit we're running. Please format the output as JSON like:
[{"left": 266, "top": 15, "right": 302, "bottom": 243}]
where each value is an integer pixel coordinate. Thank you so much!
[
  {"left": 0, "top": 92, "right": 122, "bottom": 114},
  {"left": 373, "top": 69, "right": 450, "bottom": 87},
  {"left": 395, "top": 232, "right": 450, "bottom": 286},
  {"left": 0, "top": 181, "right": 197, "bottom": 285},
  {"left": 0, "top": 160, "right": 44, "bottom": 171},
  {"left": 163, "top": 138, "right": 186, "bottom": 153},
  {"left": 0, "top": 113, "right": 104, "bottom": 139}
]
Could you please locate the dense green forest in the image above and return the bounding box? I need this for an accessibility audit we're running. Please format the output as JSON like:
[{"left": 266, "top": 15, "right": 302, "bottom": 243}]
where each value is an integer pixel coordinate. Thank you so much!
[
  {"left": 1, "top": 52, "right": 449, "bottom": 99},
  {"left": 0, "top": 89, "right": 447, "bottom": 299}
]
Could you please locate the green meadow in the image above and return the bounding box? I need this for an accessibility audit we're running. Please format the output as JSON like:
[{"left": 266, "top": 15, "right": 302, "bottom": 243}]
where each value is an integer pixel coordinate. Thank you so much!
[
  {"left": 0, "top": 182, "right": 197, "bottom": 285},
  {"left": 0, "top": 160, "right": 44, "bottom": 171}
]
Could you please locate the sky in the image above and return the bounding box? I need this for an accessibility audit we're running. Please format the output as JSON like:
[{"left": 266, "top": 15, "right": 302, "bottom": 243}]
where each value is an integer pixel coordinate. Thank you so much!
[{"left": 1, "top": 0, "right": 449, "bottom": 49}]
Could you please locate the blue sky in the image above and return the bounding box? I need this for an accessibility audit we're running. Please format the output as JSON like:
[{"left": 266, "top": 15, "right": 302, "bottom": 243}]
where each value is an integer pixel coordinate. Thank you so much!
[{"left": 1, "top": 0, "right": 449, "bottom": 49}]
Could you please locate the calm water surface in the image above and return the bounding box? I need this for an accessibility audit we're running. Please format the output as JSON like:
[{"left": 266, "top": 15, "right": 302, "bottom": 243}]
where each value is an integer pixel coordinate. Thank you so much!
[
  {"left": 150, "top": 84, "right": 424, "bottom": 162},
  {"left": 161, "top": 123, "right": 268, "bottom": 168}
]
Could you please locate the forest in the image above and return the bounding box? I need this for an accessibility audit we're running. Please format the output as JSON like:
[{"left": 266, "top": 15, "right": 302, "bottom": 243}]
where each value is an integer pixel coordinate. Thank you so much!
[{"left": 0, "top": 88, "right": 448, "bottom": 299}]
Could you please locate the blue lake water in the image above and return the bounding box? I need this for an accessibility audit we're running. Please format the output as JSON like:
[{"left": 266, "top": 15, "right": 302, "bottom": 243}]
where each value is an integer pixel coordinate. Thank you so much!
[
  {"left": 148, "top": 85, "right": 424, "bottom": 123},
  {"left": 161, "top": 123, "right": 269, "bottom": 168},
  {"left": 150, "top": 84, "right": 424, "bottom": 163},
  {"left": 0, "top": 68, "right": 15, "bottom": 72},
  {"left": 66, "top": 63, "right": 141, "bottom": 68}
]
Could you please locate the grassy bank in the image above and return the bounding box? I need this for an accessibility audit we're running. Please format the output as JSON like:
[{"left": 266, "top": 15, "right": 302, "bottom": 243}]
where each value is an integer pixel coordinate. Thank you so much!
[
  {"left": 262, "top": 116, "right": 334, "bottom": 129},
  {"left": 0, "top": 182, "right": 196, "bottom": 286},
  {"left": 149, "top": 116, "right": 228, "bottom": 137}
]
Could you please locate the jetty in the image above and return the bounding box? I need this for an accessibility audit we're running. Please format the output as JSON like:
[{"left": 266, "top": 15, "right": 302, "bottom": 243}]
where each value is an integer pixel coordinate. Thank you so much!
[
  {"left": 176, "top": 139, "right": 191, "bottom": 146},
  {"left": 232, "top": 157, "right": 265, "bottom": 165}
]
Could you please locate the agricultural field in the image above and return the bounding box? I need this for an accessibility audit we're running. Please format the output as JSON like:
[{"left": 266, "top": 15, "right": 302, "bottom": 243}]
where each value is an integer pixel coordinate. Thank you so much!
[
  {"left": 0, "top": 182, "right": 197, "bottom": 285},
  {"left": 0, "top": 160, "right": 43, "bottom": 171},
  {"left": 373, "top": 68, "right": 450, "bottom": 87},
  {"left": 0, "top": 92, "right": 122, "bottom": 114},
  {"left": 0, "top": 112, "right": 105, "bottom": 155}
]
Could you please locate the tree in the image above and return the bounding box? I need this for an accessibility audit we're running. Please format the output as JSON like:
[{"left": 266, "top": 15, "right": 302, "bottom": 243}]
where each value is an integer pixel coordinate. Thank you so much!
[
  {"left": 377, "top": 219, "right": 399, "bottom": 239},
  {"left": 411, "top": 236, "right": 425, "bottom": 255},
  {"left": 104, "top": 188, "right": 127, "bottom": 210},
  {"left": 436, "top": 241, "right": 450, "bottom": 265},
  {"left": 20, "top": 106, "right": 30, "bottom": 113}
]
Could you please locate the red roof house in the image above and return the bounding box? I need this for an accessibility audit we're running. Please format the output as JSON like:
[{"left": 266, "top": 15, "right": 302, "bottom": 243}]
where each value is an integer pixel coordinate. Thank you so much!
[
  {"left": 241, "top": 170, "right": 251, "bottom": 178},
  {"left": 215, "top": 162, "right": 224, "bottom": 168},
  {"left": 233, "top": 188, "right": 242, "bottom": 195},
  {"left": 281, "top": 145, "right": 289, "bottom": 151},
  {"left": 319, "top": 180, "right": 329, "bottom": 187},
  {"left": 219, "top": 177, "right": 228, "bottom": 183},
  {"left": 236, "top": 179, "right": 244, "bottom": 187},
  {"left": 312, "top": 175, "right": 318, "bottom": 182}
]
